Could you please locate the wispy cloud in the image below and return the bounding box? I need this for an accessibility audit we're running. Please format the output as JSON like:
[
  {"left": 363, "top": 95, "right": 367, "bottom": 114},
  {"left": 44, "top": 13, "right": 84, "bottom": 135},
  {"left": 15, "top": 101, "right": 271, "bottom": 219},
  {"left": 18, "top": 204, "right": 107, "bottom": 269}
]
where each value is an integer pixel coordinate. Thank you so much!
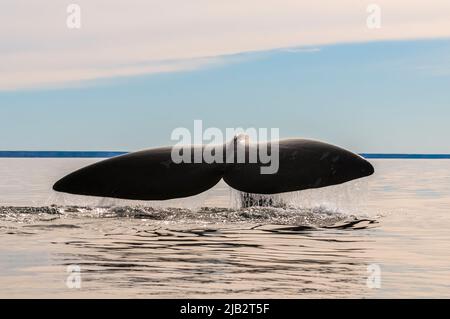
[
  {"left": 1, "top": 0, "right": 450, "bottom": 90},
  {"left": 281, "top": 47, "right": 321, "bottom": 54}
]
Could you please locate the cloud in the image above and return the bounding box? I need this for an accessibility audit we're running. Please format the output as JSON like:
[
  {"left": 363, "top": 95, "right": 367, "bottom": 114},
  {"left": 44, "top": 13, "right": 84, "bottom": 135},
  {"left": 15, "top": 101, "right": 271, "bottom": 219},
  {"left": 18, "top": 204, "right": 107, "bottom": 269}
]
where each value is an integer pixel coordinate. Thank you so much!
[
  {"left": 282, "top": 48, "right": 321, "bottom": 53},
  {"left": 1, "top": 0, "right": 450, "bottom": 90}
]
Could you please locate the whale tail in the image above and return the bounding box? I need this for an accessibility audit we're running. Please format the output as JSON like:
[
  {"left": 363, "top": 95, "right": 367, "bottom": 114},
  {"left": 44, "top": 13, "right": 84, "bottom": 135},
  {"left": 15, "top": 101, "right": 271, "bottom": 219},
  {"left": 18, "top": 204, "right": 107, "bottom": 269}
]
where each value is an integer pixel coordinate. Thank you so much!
[{"left": 53, "top": 138, "right": 374, "bottom": 201}]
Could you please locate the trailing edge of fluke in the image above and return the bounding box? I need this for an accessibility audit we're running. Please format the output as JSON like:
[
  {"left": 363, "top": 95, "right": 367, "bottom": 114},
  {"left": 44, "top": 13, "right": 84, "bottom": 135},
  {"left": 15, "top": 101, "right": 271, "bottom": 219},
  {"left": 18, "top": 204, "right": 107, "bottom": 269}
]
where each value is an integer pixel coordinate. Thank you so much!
[{"left": 53, "top": 137, "right": 374, "bottom": 200}]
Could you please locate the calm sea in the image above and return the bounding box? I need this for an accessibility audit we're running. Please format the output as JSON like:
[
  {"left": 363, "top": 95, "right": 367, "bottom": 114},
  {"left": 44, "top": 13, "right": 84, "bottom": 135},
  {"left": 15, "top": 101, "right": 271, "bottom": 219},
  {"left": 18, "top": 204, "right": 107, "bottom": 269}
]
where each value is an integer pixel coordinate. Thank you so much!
[{"left": 0, "top": 157, "right": 449, "bottom": 298}]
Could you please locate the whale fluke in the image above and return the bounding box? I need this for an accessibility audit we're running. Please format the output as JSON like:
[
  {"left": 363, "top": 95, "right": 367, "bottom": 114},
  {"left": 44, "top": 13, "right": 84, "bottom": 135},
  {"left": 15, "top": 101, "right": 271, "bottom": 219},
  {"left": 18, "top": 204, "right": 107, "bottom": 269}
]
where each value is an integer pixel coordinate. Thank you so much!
[
  {"left": 53, "top": 138, "right": 374, "bottom": 201},
  {"left": 53, "top": 147, "right": 225, "bottom": 200},
  {"left": 223, "top": 139, "right": 374, "bottom": 194}
]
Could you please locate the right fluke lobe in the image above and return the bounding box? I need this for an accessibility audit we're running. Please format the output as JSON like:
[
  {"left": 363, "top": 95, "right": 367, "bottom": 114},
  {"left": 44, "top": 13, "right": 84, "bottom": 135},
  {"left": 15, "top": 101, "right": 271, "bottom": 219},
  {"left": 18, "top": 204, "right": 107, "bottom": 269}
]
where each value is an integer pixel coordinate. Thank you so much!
[{"left": 223, "top": 139, "right": 374, "bottom": 194}]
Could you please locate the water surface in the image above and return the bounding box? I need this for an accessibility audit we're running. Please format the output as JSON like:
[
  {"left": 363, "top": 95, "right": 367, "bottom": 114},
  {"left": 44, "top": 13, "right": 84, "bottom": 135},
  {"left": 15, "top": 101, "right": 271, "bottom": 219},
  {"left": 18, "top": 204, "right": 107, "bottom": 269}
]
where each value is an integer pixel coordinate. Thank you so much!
[{"left": 0, "top": 159, "right": 449, "bottom": 298}]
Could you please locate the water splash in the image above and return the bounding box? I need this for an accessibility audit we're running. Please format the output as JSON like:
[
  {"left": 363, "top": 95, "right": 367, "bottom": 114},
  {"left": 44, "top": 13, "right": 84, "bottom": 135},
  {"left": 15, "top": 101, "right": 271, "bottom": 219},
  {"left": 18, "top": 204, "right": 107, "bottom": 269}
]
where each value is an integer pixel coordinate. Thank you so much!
[
  {"left": 230, "top": 179, "right": 370, "bottom": 214},
  {"left": 1, "top": 177, "right": 375, "bottom": 228},
  {"left": 0, "top": 204, "right": 377, "bottom": 230}
]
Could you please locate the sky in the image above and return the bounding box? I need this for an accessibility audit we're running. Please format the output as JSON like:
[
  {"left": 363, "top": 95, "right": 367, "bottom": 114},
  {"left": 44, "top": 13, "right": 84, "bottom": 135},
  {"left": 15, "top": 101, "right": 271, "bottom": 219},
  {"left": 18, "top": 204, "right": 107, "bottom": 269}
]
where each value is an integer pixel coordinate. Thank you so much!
[{"left": 1, "top": 1, "right": 450, "bottom": 153}]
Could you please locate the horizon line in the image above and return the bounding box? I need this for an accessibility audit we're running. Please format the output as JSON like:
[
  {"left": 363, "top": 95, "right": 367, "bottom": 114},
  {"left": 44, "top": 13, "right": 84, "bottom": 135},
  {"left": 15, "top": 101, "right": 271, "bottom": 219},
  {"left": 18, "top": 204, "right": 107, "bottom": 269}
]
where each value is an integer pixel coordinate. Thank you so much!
[{"left": 0, "top": 151, "right": 449, "bottom": 159}]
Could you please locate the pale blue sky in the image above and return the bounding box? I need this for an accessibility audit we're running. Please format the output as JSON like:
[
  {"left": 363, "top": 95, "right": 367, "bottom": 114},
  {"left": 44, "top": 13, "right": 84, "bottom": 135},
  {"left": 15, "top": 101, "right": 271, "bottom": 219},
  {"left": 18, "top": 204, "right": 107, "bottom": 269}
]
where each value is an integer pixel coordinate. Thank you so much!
[{"left": 1, "top": 39, "right": 450, "bottom": 153}]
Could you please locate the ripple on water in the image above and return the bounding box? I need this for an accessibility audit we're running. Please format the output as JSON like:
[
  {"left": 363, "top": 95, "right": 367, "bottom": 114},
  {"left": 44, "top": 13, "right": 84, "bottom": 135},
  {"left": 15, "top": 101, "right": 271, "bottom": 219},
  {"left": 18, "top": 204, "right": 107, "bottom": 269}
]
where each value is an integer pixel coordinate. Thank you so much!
[
  {"left": 0, "top": 205, "right": 378, "bottom": 298},
  {"left": 0, "top": 205, "right": 378, "bottom": 228}
]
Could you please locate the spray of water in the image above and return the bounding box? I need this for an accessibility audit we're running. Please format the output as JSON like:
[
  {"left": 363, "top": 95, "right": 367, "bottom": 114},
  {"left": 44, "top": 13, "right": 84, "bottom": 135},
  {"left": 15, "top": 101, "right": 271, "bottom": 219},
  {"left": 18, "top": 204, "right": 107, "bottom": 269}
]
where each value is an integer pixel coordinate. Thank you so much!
[
  {"left": 5, "top": 178, "right": 374, "bottom": 227},
  {"left": 230, "top": 179, "right": 369, "bottom": 214}
]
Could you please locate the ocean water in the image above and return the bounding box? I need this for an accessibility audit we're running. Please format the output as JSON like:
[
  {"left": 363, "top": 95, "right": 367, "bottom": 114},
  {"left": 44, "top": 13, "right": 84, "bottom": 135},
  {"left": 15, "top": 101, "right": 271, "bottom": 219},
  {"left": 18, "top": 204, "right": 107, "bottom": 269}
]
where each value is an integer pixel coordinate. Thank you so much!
[{"left": 0, "top": 158, "right": 449, "bottom": 298}]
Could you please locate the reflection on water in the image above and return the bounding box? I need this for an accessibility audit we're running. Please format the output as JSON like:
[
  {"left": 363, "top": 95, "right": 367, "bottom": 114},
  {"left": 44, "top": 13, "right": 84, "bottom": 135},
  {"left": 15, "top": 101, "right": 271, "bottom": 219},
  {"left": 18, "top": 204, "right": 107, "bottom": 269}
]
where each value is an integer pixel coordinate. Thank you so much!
[{"left": 0, "top": 159, "right": 449, "bottom": 298}]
